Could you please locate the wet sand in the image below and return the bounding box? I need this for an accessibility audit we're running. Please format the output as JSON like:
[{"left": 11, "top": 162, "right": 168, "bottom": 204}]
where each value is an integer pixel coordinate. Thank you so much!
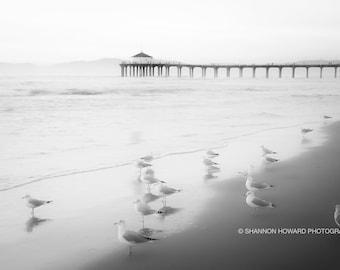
[{"left": 84, "top": 122, "right": 340, "bottom": 270}]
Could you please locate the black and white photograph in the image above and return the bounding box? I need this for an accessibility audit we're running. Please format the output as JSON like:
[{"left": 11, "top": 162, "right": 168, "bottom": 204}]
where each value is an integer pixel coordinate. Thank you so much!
[{"left": 0, "top": 1, "right": 339, "bottom": 269}]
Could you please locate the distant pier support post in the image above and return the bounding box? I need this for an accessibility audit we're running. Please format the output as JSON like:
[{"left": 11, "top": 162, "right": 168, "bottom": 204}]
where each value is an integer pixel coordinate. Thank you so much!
[
  {"left": 177, "top": 66, "right": 182, "bottom": 77},
  {"left": 252, "top": 67, "right": 256, "bottom": 78},
  {"left": 165, "top": 66, "right": 170, "bottom": 77},
  {"left": 189, "top": 67, "right": 193, "bottom": 78},
  {"left": 335, "top": 67, "right": 338, "bottom": 78},
  {"left": 320, "top": 67, "right": 323, "bottom": 78},
  {"left": 306, "top": 67, "right": 309, "bottom": 78},
  {"left": 202, "top": 67, "right": 206, "bottom": 77},
  {"left": 239, "top": 67, "right": 243, "bottom": 78},
  {"left": 292, "top": 67, "right": 296, "bottom": 78},
  {"left": 214, "top": 67, "right": 218, "bottom": 78},
  {"left": 279, "top": 67, "right": 282, "bottom": 78},
  {"left": 265, "top": 67, "right": 269, "bottom": 78},
  {"left": 226, "top": 67, "right": 230, "bottom": 78},
  {"left": 121, "top": 66, "right": 124, "bottom": 77}
]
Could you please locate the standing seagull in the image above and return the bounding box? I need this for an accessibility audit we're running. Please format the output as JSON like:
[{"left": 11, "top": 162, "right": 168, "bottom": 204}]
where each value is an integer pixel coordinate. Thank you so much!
[
  {"left": 22, "top": 195, "right": 53, "bottom": 215},
  {"left": 140, "top": 174, "right": 165, "bottom": 191},
  {"left": 136, "top": 160, "right": 152, "bottom": 172},
  {"left": 114, "top": 220, "right": 158, "bottom": 255},
  {"left": 206, "top": 150, "right": 219, "bottom": 158},
  {"left": 133, "top": 200, "right": 156, "bottom": 228},
  {"left": 203, "top": 157, "right": 218, "bottom": 167},
  {"left": 245, "top": 176, "right": 274, "bottom": 191},
  {"left": 261, "top": 145, "right": 277, "bottom": 155},
  {"left": 301, "top": 128, "right": 313, "bottom": 136},
  {"left": 335, "top": 205, "right": 340, "bottom": 227},
  {"left": 140, "top": 154, "right": 154, "bottom": 163},
  {"left": 154, "top": 182, "right": 181, "bottom": 205},
  {"left": 245, "top": 191, "right": 275, "bottom": 214},
  {"left": 262, "top": 156, "right": 279, "bottom": 164}
]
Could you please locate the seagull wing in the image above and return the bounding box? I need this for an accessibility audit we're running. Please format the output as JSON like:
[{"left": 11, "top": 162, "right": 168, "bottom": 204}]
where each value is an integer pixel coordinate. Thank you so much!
[
  {"left": 161, "top": 185, "right": 179, "bottom": 195},
  {"left": 251, "top": 196, "right": 273, "bottom": 207},
  {"left": 123, "top": 230, "right": 157, "bottom": 244},
  {"left": 28, "top": 198, "right": 48, "bottom": 207}
]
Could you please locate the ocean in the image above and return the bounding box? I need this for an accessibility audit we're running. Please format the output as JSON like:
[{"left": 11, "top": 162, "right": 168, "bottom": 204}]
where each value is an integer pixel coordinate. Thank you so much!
[{"left": 1, "top": 75, "right": 340, "bottom": 191}]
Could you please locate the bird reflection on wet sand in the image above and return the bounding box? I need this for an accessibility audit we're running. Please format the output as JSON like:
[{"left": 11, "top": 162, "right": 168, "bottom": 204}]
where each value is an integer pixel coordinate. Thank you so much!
[
  {"left": 25, "top": 216, "right": 52, "bottom": 233},
  {"left": 141, "top": 192, "right": 161, "bottom": 204},
  {"left": 301, "top": 137, "right": 312, "bottom": 145},
  {"left": 156, "top": 206, "right": 182, "bottom": 222},
  {"left": 204, "top": 172, "right": 218, "bottom": 182}
]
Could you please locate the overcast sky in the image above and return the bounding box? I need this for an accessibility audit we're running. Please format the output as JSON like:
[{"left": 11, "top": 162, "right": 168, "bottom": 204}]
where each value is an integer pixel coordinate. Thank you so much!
[{"left": 1, "top": 0, "right": 339, "bottom": 64}]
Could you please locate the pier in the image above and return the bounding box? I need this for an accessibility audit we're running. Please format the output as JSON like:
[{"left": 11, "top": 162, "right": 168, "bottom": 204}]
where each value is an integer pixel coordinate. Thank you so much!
[{"left": 120, "top": 52, "right": 339, "bottom": 79}]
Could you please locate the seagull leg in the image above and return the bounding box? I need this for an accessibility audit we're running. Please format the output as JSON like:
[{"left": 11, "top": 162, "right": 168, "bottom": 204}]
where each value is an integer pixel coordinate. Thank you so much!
[
  {"left": 128, "top": 246, "right": 132, "bottom": 256},
  {"left": 162, "top": 196, "right": 167, "bottom": 207},
  {"left": 142, "top": 215, "right": 145, "bottom": 228},
  {"left": 147, "top": 184, "right": 151, "bottom": 192}
]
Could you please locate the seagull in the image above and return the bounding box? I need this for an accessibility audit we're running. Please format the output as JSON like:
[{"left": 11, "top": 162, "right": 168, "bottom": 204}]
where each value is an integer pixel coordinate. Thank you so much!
[
  {"left": 114, "top": 220, "right": 158, "bottom": 255},
  {"left": 335, "top": 205, "right": 340, "bottom": 227},
  {"left": 22, "top": 195, "right": 52, "bottom": 215},
  {"left": 140, "top": 154, "right": 154, "bottom": 163},
  {"left": 141, "top": 174, "right": 165, "bottom": 191},
  {"left": 136, "top": 160, "right": 151, "bottom": 171},
  {"left": 245, "top": 176, "right": 274, "bottom": 191},
  {"left": 154, "top": 182, "right": 181, "bottom": 205},
  {"left": 133, "top": 200, "right": 156, "bottom": 227},
  {"left": 263, "top": 156, "right": 279, "bottom": 164},
  {"left": 245, "top": 191, "right": 275, "bottom": 214},
  {"left": 323, "top": 115, "right": 332, "bottom": 119},
  {"left": 140, "top": 174, "right": 164, "bottom": 185},
  {"left": 206, "top": 150, "right": 219, "bottom": 158},
  {"left": 144, "top": 168, "right": 155, "bottom": 177},
  {"left": 260, "top": 145, "right": 277, "bottom": 155},
  {"left": 301, "top": 128, "right": 313, "bottom": 135},
  {"left": 203, "top": 158, "right": 218, "bottom": 166},
  {"left": 154, "top": 182, "right": 182, "bottom": 197}
]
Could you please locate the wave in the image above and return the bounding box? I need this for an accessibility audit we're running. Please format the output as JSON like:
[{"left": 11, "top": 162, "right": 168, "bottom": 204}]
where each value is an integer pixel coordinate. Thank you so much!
[
  {"left": 0, "top": 121, "right": 320, "bottom": 193},
  {"left": 61, "top": 89, "right": 105, "bottom": 95}
]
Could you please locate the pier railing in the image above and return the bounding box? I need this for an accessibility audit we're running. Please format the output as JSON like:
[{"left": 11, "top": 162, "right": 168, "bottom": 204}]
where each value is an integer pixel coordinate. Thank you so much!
[{"left": 120, "top": 61, "right": 340, "bottom": 78}]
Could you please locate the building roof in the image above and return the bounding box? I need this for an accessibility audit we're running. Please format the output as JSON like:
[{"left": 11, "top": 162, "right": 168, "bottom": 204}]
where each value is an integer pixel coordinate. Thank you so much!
[{"left": 132, "top": 52, "right": 153, "bottom": 58}]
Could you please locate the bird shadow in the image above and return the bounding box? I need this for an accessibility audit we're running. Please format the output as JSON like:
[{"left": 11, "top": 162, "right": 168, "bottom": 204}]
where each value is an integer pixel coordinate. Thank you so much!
[
  {"left": 203, "top": 172, "right": 218, "bottom": 183},
  {"left": 25, "top": 215, "right": 52, "bottom": 233}
]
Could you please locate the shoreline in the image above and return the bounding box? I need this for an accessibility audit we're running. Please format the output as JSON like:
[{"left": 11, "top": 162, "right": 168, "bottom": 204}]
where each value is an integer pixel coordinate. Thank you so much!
[
  {"left": 0, "top": 121, "right": 338, "bottom": 270},
  {"left": 84, "top": 121, "right": 340, "bottom": 270}
]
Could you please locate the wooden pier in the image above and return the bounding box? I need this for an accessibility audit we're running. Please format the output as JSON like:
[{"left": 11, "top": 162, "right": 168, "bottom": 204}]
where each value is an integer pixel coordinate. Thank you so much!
[{"left": 120, "top": 53, "right": 339, "bottom": 79}]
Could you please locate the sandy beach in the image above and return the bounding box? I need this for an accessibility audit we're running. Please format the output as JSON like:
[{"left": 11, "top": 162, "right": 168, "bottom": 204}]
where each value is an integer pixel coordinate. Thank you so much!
[
  {"left": 82, "top": 121, "right": 340, "bottom": 270},
  {"left": 0, "top": 113, "right": 339, "bottom": 270}
]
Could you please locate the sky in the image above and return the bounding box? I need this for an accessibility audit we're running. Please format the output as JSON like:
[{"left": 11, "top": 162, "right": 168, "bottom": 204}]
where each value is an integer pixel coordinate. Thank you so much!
[{"left": 0, "top": 0, "right": 340, "bottom": 64}]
